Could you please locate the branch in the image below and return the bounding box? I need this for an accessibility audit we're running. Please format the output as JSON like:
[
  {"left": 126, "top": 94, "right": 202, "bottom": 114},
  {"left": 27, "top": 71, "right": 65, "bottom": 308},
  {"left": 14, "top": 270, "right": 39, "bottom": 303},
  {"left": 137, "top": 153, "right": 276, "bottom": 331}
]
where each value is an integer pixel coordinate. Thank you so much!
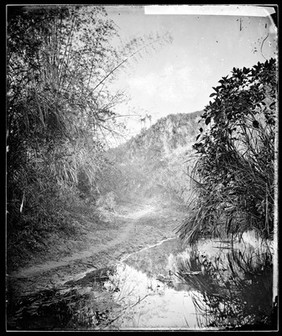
[
  {"left": 97, "top": 122, "right": 127, "bottom": 139},
  {"left": 103, "top": 114, "right": 142, "bottom": 121}
]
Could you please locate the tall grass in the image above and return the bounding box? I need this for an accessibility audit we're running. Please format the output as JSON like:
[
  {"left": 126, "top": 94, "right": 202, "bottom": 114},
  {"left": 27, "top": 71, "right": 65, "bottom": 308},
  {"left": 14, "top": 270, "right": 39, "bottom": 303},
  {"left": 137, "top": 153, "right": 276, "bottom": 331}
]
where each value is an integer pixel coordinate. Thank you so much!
[{"left": 6, "top": 6, "right": 130, "bottom": 272}]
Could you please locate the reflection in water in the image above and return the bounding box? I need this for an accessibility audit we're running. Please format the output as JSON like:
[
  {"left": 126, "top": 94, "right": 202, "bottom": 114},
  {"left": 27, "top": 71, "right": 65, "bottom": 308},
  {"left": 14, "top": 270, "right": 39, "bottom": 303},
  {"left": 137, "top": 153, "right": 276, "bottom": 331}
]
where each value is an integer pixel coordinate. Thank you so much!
[
  {"left": 176, "top": 243, "right": 274, "bottom": 329},
  {"left": 104, "top": 263, "right": 209, "bottom": 329},
  {"left": 103, "top": 234, "right": 276, "bottom": 330}
]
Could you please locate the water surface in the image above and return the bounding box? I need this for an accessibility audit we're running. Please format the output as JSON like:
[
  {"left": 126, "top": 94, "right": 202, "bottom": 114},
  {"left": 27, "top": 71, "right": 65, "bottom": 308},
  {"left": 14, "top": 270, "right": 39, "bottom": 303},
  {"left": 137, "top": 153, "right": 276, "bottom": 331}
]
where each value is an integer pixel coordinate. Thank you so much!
[{"left": 103, "top": 232, "right": 275, "bottom": 330}]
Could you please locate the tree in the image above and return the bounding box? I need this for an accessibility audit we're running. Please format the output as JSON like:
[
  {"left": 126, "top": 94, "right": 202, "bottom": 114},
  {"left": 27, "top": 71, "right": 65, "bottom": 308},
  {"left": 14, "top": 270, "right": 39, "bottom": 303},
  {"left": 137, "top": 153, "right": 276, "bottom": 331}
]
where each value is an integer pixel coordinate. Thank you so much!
[{"left": 178, "top": 58, "right": 277, "bottom": 244}]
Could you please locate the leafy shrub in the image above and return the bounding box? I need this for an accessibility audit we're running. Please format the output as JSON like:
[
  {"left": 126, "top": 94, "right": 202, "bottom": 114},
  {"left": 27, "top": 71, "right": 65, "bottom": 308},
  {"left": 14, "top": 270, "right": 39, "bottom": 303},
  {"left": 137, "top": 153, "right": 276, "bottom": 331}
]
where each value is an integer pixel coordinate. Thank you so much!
[{"left": 178, "top": 59, "right": 277, "bottom": 244}]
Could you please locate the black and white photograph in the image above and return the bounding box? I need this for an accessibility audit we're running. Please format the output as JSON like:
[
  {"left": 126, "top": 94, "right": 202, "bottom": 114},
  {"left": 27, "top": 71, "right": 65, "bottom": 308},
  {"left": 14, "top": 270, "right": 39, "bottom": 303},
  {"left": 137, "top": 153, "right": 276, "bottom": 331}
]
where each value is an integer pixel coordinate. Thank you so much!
[{"left": 6, "top": 4, "right": 278, "bottom": 331}]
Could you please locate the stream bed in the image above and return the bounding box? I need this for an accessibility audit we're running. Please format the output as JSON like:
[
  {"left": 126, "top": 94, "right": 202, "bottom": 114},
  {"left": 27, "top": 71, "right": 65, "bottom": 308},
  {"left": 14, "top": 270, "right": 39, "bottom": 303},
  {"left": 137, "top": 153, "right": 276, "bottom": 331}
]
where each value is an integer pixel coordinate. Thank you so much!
[{"left": 7, "top": 231, "right": 277, "bottom": 331}]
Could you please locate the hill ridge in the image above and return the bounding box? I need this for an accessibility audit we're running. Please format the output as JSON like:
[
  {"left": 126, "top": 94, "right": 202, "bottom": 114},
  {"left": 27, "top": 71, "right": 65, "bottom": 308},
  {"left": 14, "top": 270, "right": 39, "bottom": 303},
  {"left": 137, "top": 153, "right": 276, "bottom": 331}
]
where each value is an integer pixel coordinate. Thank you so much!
[{"left": 108, "top": 110, "right": 204, "bottom": 162}]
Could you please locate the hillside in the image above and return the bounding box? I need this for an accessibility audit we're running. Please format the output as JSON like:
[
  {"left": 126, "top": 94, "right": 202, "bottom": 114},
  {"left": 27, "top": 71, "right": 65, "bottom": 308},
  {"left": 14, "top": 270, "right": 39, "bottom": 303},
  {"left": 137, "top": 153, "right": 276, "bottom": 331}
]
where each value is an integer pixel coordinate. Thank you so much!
[
  {"left": 109, "top": 111, "right": 203, "bottom": 161},
  {"left": 100, "top": 111, "right": 204, "bottom": 204}
]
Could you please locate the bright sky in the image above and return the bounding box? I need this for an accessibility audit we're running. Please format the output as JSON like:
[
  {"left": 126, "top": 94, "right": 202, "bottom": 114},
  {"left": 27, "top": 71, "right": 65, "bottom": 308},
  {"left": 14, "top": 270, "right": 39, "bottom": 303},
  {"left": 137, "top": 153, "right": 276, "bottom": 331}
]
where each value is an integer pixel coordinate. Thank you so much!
[{"left": 106, "top": 5, "right": 277, "bottom": 139}]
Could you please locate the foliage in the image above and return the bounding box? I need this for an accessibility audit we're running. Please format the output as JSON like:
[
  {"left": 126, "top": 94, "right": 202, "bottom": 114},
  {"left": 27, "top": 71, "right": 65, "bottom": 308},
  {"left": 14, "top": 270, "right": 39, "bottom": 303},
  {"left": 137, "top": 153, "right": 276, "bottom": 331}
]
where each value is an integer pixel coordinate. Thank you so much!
[
  {"left": 6, "top": 5, "right": 171, "bottom": 271},
  {"left": 178, "top": 59, "right": 277, "bottom": 244},
  {"left": 7, "top": 5, "right": 120, "bottom": 187},
  {"left": 7, "top": 6, "right": 110, "bottom": 270}
]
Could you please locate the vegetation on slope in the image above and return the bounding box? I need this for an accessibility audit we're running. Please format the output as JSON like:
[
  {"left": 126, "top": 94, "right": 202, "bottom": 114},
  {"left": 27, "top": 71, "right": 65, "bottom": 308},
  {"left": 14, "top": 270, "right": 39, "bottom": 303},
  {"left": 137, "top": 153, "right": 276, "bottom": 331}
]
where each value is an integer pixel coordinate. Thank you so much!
[{"left": 103, "top": 111, "right": 204, "bottom": 203}]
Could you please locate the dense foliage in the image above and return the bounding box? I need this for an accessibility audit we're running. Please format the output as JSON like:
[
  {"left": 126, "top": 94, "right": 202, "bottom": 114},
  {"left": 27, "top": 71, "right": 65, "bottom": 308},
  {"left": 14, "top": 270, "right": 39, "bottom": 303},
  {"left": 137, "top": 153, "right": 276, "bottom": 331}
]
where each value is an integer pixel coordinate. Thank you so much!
[
  {"left": 6, "top": 5, "right": 170, "bottom": 271},
  {"left": 7, "top": 6, "right": 116, "bottom": 269},
  {"left": 178, "top": 58, "right": 277, "bottom": 243}
]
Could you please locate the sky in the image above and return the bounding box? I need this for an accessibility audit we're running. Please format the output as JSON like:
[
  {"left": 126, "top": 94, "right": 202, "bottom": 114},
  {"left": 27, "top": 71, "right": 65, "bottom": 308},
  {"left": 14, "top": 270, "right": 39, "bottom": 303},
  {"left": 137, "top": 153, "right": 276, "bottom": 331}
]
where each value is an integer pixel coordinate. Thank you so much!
[{"left": 105, "top": 5, "right": 277, "bottom": 140}]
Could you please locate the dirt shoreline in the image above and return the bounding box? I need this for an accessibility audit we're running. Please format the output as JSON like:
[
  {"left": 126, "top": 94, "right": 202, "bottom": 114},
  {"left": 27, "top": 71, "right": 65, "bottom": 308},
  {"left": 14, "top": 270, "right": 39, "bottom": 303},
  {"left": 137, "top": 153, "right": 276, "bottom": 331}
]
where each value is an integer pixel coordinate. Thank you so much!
[{"left": 7, "top": 196, "right": 188, "bottom": 300}]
